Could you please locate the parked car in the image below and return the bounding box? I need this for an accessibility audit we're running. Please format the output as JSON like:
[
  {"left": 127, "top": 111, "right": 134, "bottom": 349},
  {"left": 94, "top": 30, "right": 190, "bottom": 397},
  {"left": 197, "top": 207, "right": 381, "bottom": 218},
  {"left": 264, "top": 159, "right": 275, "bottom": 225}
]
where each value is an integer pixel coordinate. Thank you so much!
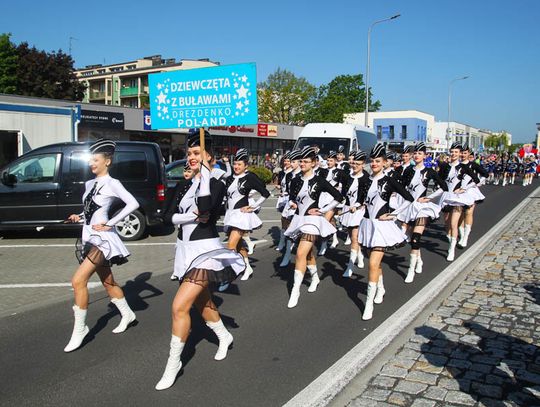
[
  {"left": 165, "top": 159, "right": 187, "bottom": 189},
  {"left": 0, "top": 141, "right": 167, "bottom": 241}
]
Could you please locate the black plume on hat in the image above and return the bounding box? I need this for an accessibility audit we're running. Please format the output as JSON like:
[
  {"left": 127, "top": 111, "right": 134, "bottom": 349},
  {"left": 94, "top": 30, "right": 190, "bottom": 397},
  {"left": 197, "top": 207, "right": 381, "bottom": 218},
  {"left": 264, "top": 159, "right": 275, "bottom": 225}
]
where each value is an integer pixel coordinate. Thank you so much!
[
  {"left": 235, "top": 148, "right": 249, "bottom": 162},
  {"left": 403, "top": 145, "right": 414, "bottom": 154},
  {"left": 414, "top": 142, "right": 427, "bottom": 153},
  {"left": 450, "top": 141, "right": 463, "bottom": 150},
  {"left": 89, "top": 138, "right": 116, "bottom": 155},
  {"left": 327, "top": 150, "right": 337, "bottom": 159},
  {"left": 353, "top": 150, "right": 367, "bottom": 161},
  {"left": 338, "top": 145, "right": 345, "bottom": 153},
  {"left": 187, "top": 129, "right": 212, "bottom": 148},
  {"left": 300, "top": 146, "right": 317, "bottom": 159},
  {"left": 289, "top": 150, "right": 302, "bottom": 161},
  {"left": 370, "top": 143, "right": 386, "bottom": 159}
]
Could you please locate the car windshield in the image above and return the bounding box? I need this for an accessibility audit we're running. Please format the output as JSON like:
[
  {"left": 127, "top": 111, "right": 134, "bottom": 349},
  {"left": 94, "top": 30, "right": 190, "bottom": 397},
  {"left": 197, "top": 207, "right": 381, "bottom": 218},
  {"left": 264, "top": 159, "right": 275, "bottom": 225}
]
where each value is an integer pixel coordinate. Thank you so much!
[
  {"left": 166, "top": 160, "right": 186, "bottom": 180},
  {"left": 294, "top": 137, "right": 350, "bottom": 155}
]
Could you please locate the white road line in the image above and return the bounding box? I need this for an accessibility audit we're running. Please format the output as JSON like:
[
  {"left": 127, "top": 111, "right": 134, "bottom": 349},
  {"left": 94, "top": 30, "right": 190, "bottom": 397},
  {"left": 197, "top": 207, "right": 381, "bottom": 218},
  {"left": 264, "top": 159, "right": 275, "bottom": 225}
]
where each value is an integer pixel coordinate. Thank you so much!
[
  {"left": 284, "top": 186, "right": 540, "bottom": 407},
  {"left": 0, "top": 282, "right": 102, "bottom": 289}
]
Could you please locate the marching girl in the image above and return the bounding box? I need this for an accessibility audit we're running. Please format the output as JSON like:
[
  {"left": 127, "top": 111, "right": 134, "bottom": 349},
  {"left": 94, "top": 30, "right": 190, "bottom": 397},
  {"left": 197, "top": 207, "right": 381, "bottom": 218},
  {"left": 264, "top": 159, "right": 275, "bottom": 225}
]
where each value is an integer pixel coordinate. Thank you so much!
[
  {"left": 224, "top": 148, "right": 271, "bottom": 280},
  {"left": 434, "top": 142, "right": 480, "bottom": 262},
  {"left": 155, "top": 132, "right": 245, "bottom": 391},
  {"left": 284, "top": 146, "right": 343, "bottom": 308},
  {"left": 64, "top": 139, "right": 139, "bottom": 353},
  {"left": 524, "top": 155, "right": 536, "bottom": 186},
  {"left": 275, "top": 152, "right": 292, "bottom": 251},
  {"left": 395, "top": 142, "right": 447, "bottom": 283},
  {"left": 341, "top": 150, "right": 370, "bottom": 277},
  {"left": 279, "top": 150, "right": 302, "bottom": 267},
  {"left": 458, "top": 144, "right": 487, "bottom": 248},
  {"left": 319, "top": 151, "right": 346, "bottom": 254},
  {"left": 336, "top": 145, "right": 350, "bottom": 172},
  {"left": 358, "top": 144, "right": 414, "bottom": 320}
]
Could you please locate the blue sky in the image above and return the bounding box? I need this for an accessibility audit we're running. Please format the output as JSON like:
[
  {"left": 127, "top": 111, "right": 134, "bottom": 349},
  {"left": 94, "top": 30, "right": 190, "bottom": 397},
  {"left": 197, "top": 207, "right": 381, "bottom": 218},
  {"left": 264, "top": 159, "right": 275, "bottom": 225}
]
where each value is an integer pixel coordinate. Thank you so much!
[{"left": 2, "top": 0, "right": 539, "bottom": 143}]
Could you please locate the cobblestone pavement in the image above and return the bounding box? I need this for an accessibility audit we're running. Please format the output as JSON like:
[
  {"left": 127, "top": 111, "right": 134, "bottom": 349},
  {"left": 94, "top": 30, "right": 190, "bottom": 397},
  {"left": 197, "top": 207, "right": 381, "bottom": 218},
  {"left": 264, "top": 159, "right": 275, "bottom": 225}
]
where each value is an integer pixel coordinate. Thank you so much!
[{"left": 347, "top": 198, "right": 540, "bottom": 407}]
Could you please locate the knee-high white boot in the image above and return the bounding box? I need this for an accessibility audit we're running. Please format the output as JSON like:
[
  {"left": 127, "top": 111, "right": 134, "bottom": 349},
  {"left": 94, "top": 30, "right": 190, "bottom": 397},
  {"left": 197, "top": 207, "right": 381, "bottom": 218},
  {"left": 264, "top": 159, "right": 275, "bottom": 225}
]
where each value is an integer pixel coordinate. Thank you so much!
[
  {"left": 64, "top": 305, "right": 90, "bottom": 352},
  {"left": 307, "top": 265, "right": 320, "bottom": 292},
  {"left": 318, "top": 239, "right": 328, "bottom": 256},
  {"left": 447, "top": 237, "right": 457, "bottom": 261},
  {"left": 362, "top": 282, "right": 377, "bottom": 320},
  {"left": 458, "top": 226, "right": 465, "bottom": 246},
  {"left": 280, "top": 240, "right": 293, "bottom": 268},
  {"left": 357, "top": 250, "right": 365, "bottom": 268},
  {"left": 374, "top": 275, "right": 385, "bottom": 304},
  {"left": 287, "top": 270, "right": 304, "bottom": 308},
  {"left": 405, "top": 254, "right": 418, "bottom": 283},
  {"left": 415, "top": 253, "right": 423, "bottom": 274},
  {"left": 343, "top": 250, "right": 357, "bottom": 278},
  {"left": 155, "top": 335, "right": 185, "bottom": 391},
  {"left": 276, "top": 230, "right": 286, "bottom": 251},
  {"left": 206, "top": 319, "right": 233, "bottom": 361},
  {"left": 331, "top": 233, "right": 339, "bottom": 248},
  {"left": 460, "top": 224, "right": 472, "bottom": 248},
  {"left": 244, "top": 235, "right": 255, "bottom": 255},
  {"left": 111, "top": 297, "right": 136, "bottom": 334},
  {"left": 241, "top": 257, "right": 253, "bottom": 280}
]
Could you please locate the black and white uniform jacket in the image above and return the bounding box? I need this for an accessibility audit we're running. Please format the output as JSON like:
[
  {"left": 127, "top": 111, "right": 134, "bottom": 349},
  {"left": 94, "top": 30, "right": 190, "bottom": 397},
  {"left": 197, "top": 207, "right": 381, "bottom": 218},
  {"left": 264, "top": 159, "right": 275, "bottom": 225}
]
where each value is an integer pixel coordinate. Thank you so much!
[
  {"left": 438, "top": 162, "right": 480, "bottom": 192},
  {"left": 401, "top": 166, "right": 448, "bottom": 199},
  {"left": 462, "top": 160, "right": 488, "bottom": 181},
  {"left": 225, "top": 171, "right": 270, "bottom": 210},
  {"left": 341, "top": 172, "right": 371, "bottom": 208},
  {"left": 289, "top": 174, "right": 344, "bottom": 216},
  {"left": 325, "top": 166, "right": 346, "bottom": 189},
  {"left": 359, "top": 175, "right": 414, "bottom": 219},
  {"left": 337, "top": 160, "right": 350, "bottom": 173}
]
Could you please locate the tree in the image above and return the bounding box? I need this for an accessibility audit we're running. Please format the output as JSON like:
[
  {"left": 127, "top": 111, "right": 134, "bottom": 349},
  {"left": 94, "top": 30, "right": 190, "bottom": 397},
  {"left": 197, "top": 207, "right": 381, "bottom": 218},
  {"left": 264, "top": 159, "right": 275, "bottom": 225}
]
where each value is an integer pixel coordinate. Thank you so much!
[
  {"left": 15, "top": 42, "right": 85, "bottom": 100},
  {"left": 484, "top": 132, "right": 510, "bottom": 152},
  {"left": 258, "top": 68, "right": 316, "bottom": 125},
  {"left": 0, "top": 33, "right": 18, "bottom": 94},
  {"left": 305, "top": 74, "right": 381, "bottom": 123}
]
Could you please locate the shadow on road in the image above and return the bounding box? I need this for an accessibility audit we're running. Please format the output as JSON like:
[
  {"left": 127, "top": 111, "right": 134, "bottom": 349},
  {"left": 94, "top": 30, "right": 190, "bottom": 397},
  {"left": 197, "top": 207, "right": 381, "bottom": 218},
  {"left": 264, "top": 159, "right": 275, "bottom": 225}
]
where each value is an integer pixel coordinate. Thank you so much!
[{"left": 417, "top": 323, "right": 540, "bottom": 406}]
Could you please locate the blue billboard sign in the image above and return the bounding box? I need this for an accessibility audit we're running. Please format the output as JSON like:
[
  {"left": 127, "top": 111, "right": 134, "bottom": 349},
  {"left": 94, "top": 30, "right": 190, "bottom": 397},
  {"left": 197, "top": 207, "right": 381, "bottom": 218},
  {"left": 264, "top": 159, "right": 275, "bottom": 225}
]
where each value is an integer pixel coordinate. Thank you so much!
[{"left": 149, "top": 63, "right": 258, "bottom": 130}]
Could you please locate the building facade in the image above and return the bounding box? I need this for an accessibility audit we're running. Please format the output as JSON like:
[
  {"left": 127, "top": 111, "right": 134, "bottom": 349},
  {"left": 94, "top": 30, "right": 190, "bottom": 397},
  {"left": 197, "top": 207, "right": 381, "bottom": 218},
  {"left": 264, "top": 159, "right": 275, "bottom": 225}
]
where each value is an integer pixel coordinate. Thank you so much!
[{"left": 75, "top": 55, "right": 218, "bottom": 108}]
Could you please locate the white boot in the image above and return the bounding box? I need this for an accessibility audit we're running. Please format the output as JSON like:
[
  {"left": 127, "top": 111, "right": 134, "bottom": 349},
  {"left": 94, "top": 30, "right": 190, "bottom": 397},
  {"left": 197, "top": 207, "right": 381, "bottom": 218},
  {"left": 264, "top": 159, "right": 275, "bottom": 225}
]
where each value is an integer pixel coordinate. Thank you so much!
[
  {"left": 307, "top": 265, "right": 320, "bottom": 292},
  {"left": 446, "top": 234, "right": 451, "bottom": 242},
  {"left": 405, "top": 254, "right": 418, "bottom": 283},
  {"left": 331, "top": 233, "right": 339, "bottom": 248},
  {"left": 280, "top": 240, "right": 293, "bottom": 268},
  {"left": 155, "top": 335, "right": 184, "bottom": 391},
  {"left": 170, "top": 273, "right": 179, "bottom": 281},
  {"left": 460, "top": 224, "right": 471, "bottom": 248},
  {"left": 206, "top": 319, "right": 233, "bottom": 361},
  {"left": 276, "top": 230, "right": 286, "bottom": 252},
  {"left": 415, "top": 254, "right": 423, "bottom": 274},
  {"left": 357, "top": 251, "right": 365, "bottom": 268},
  {"left": 111, "top": 297, "right": 136, "bottom": 334},
  {"left": 362, "top": 282, "right": 377, "bottom": 320},
  {"left": 318, "top": 239, "right": 328, "bottom": 256},
  {"left": 241, "top": 257, "right": 253, "bottom": 281},
  {"left": 374, "top": 275, "right": 385, "bottom": 304},
  {"left": 344, "top": 235, "right": 351, "bottom": 245},
  {"left": 287, "top": 270, "right": 303, "bottom": 308},
  {"left": 447, "top": 237, "right": 457, "bottom": 261},
  {"left": 343, "top": 250, "right": 357, "bottom": 278},
  {"left": 64, "top": 305, "right": 90, "bottom": 352},
  {"left": 458, "top": 226, "right": 465, "bottom": 246},
  {"left": 244, "top": 235, "right": 255, "bottom": 255}
]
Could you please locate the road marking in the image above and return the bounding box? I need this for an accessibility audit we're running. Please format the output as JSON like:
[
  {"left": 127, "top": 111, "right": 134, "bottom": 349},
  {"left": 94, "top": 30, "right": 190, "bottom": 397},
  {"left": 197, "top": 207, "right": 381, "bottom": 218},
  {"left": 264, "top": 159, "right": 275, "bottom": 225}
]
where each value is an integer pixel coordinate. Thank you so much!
[
  {"left": 0, "top": 282, "right": 102, "bottom": 289},
  {"left": 284, "top": 185, "right": 540, "bottom": 407}
]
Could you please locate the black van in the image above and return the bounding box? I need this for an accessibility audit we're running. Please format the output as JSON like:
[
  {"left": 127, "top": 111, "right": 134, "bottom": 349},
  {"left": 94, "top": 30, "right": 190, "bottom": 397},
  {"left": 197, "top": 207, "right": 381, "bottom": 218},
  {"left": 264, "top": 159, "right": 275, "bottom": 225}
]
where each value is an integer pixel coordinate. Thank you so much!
[{"left": 0, "top": 141, "right": 167, "bottom": 241}]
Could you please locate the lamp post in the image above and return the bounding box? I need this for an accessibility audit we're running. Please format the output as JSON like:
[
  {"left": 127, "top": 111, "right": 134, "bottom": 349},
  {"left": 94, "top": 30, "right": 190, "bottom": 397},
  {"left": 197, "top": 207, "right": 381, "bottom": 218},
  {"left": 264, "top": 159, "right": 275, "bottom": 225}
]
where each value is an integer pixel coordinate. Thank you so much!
[
  {"left": 446, "top": 76, "right": 469, "bottom": 147},
  {"left": 364, "top": 13, "right": 401, "bottom": 128}
]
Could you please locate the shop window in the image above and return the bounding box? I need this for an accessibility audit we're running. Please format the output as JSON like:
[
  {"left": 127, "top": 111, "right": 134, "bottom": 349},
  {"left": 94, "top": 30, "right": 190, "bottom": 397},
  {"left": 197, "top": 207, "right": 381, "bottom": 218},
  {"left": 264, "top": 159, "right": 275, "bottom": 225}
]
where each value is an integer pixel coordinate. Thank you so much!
[
  {"left": 401, "top": 125, "right": 407, "bottom": 140},
  {"left": 389, "top": 126, "right": 395, "bottom": 140}
]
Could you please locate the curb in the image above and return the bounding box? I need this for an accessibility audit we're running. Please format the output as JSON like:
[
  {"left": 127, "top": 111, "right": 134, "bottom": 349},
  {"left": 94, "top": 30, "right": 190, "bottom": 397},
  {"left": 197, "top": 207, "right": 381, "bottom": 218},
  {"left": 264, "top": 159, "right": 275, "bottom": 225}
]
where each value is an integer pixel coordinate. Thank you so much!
[{"left": 283, "top": 185, "right": 540, "bottom": 407}]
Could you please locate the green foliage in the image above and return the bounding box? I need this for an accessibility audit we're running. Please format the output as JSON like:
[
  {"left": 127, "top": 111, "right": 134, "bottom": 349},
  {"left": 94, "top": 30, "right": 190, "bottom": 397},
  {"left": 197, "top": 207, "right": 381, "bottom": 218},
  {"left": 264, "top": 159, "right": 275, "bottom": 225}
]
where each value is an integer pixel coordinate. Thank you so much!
[
  {"left": 0, "top": 33, "right": 18, "bottom": 94},
  {"left": 249, "top": 166, "right": 273, "bottom": 184},
  {"left": 258, "top": 68, "right": 316, "bottom": 125},
  {"left": 508, "top": 143, "right": 522, "bottom": 154},
  {"left": 306, "top": 74, "right": 381, "bottom": 123},
  {"left": 484, "top": 132, "right": 509, "bottom": 152}
]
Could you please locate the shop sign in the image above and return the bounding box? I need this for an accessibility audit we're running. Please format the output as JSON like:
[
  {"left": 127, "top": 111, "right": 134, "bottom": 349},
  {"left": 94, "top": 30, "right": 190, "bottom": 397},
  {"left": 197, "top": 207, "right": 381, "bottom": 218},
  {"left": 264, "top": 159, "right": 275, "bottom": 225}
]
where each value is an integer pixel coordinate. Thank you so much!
[
  {"left": 149, "top": 63, "right": 258, "bottom": 129},
  {"left": 80, "top": 110, "right": 124, "bottom": 129},
  {"left": 143, "top": 110, "right": 152, "bottom": 130}
]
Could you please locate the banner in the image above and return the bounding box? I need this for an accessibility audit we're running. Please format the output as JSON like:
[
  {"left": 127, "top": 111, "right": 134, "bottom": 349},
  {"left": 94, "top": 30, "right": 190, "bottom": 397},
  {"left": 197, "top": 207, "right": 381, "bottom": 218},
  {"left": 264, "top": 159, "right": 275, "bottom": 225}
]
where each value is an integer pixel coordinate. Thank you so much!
[
  {"left": 80, "top": 110, "right": 124, "bottom": 129},
  {"left": 149, "top": 63, "right": 258, "bottom": 130}
]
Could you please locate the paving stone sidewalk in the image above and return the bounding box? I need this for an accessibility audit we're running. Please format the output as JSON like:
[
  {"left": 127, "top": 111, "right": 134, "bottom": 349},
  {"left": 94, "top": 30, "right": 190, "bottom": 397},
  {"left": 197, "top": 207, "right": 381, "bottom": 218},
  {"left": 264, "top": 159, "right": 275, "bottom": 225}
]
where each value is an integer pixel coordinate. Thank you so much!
[{"left": 347, "top": 198, "right": 540, "bottom": 407}]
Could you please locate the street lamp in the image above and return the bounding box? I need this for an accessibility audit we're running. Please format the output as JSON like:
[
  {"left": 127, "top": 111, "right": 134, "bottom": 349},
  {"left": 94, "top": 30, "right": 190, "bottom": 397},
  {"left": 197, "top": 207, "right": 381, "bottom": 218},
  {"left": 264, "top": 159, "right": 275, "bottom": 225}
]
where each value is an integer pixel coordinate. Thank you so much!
[
  {"left": 446, "top": 76, "right": 469, "bottom": 147},
  {"left": 364, "top": 13, "right": 401, "bottom": 128}
]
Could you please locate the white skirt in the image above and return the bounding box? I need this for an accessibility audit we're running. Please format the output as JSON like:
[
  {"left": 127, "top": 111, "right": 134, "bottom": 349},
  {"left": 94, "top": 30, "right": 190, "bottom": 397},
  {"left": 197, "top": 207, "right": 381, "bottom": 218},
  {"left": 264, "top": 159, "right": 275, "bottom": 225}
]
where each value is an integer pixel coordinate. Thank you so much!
[
  {"left": 396, "top": 200, "right": 441, "bottom": 224},
  {"left": 467, "top": 186, "right": 485, "bottom": 203},
  {"left": 224, "top": 208, "right": 263, "bottom": 232},
  {"left": 358, "top": 218, "right": 407, "bottom": 249},
  {"left": 276, "top": 195, "right": 289, "bottom": 212},
  {"left": 389, "top": 193, "right": 404, "bottom": 210},
  {"left": 284, "top": 215, "right": 337, "bottom": 239},
  {"left": 340, "top": 206, "right": 366, "bottom": 228},
  {"left": 82, "top": 225, "right": 129, "bottom": 260},
  {"left": 437, "top": 190, "right": 476, "bottom": 208},
  {"left": 173, "top": 237, "right": 246, "bottom": 280}
]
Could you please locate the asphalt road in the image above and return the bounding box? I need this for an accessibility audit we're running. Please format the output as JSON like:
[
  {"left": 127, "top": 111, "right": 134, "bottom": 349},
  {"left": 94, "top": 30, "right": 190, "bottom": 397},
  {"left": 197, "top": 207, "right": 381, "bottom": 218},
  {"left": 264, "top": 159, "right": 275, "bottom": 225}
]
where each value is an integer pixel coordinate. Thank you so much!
[{"left": 0, "top": 182, "right": 535, "bottom": 407}]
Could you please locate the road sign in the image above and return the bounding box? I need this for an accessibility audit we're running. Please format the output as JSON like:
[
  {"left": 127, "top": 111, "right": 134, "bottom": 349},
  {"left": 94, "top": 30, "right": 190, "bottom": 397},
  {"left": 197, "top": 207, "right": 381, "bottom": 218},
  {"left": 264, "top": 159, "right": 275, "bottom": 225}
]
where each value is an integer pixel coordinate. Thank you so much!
[{"left": 149, "top": 63, "right": 258, "bottom": 130}]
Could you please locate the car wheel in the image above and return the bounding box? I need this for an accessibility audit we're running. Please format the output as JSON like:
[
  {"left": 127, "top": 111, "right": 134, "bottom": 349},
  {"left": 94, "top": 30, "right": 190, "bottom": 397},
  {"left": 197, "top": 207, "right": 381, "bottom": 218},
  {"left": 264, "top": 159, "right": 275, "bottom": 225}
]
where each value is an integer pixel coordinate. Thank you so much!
[{"left": 115, "top": 210, "right": 146, "bottom": 241}]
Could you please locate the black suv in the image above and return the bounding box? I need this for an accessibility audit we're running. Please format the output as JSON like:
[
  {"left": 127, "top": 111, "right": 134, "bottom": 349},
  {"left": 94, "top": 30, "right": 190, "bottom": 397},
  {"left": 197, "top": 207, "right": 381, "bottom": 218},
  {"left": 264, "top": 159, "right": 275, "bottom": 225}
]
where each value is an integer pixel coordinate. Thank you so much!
[{"left": 0, "top": 141, "right": 167, "bottom": 241}]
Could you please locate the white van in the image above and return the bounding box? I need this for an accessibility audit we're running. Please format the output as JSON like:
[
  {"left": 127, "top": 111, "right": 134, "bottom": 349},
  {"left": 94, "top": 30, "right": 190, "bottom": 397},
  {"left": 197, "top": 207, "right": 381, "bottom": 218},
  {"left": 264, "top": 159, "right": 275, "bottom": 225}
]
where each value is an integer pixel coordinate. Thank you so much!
[{"left": 293, "top": 123, "right": 377, "bottom": 156}]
